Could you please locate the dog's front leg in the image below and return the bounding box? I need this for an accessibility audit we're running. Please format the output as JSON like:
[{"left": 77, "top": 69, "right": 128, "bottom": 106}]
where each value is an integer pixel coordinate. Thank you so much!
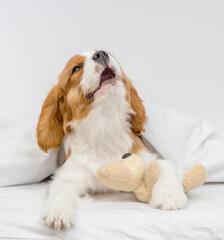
[
  {"left": 42, "top": 157, "right": 83, "bottom": 230},
  {"left": 138, "top": 150, "right": 188, "bottom": 210}
]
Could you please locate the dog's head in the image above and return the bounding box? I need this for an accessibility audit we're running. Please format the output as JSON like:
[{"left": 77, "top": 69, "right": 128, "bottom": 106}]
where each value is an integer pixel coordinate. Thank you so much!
[{"left": 36, "top": 50, "right": 146, "bottom": 152}]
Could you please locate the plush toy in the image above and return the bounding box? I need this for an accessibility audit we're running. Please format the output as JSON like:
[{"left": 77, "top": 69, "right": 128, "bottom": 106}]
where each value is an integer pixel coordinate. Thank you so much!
[{"left": 97, "top": 153, "right": 207, "bottom": 203}]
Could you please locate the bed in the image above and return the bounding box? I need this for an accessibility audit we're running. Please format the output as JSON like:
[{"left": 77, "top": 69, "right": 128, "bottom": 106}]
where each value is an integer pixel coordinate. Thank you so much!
[
  {"left": 1, "top": 102, "right": 224, "bottom": 239},
  {"left": 0, "top": 181, "right": 223, "bottom": 240}
]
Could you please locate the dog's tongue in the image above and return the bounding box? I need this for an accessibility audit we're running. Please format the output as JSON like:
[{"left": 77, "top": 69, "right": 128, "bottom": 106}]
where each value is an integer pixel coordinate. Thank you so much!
[{"left": 100, "top": 67, "right": 115, "bottom": 84}]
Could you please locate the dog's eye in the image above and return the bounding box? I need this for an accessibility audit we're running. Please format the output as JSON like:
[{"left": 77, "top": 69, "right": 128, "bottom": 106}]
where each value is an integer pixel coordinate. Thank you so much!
[{"left": 72, "top": 65, "right": 82, "bottom": 74}]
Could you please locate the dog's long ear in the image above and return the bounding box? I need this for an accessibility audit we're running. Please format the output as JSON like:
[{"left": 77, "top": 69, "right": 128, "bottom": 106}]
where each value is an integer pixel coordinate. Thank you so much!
[
  {"left": 122, "top": 74, "right": 146, "bottom": 135},
  {"left": 36, "top": 84, "right": 64, "bottom": 152}
]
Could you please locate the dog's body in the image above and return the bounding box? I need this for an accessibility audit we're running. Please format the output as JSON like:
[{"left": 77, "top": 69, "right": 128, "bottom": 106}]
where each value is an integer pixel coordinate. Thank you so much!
[{"left": 37, "top": 50, "right": 187, "bottom": 230}]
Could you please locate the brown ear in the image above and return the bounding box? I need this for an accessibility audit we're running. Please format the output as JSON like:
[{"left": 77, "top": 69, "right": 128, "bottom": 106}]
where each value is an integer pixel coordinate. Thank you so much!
[
  {"left": 36, "top": 85, "right": 64, "bottom": 152},
  {"left": 122, "top": 74, "right": 146, "bottom": 135}
]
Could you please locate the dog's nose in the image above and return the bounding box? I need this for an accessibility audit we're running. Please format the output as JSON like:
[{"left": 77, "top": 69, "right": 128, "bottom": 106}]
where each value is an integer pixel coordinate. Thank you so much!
[{"left": 92, "top": 50, "right": 109, "bottom": 65}]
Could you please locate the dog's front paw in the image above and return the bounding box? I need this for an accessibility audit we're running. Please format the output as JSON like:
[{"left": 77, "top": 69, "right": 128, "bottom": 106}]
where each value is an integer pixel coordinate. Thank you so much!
[
  {"left": 42, "top": 203, "right": 76, "bottom": 230},
  {"left": 149, "top": 182, "right": 188, "bottom": 210}
]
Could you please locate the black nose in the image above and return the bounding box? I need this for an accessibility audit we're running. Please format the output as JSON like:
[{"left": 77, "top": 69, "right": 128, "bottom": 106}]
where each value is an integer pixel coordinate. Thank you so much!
[{"left": 92, "top": 50, "right": 109, "bottom": 66}]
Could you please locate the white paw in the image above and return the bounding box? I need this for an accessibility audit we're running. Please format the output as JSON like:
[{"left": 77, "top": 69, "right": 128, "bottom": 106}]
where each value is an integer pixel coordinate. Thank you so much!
[
  {"left": 42, "top": 203, "right": 76, "bottom": 230},
  {"left": 149, "top": 182, "right": 188, "bottom": 210},
  {"left": 149, "top": 160, "right": 188, "bottom": 210}
]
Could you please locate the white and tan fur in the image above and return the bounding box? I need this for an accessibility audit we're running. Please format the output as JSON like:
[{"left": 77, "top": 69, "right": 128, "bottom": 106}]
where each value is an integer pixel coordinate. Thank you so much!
[{"left": 37, "top": 50, "right": 187, "bottom": 230}]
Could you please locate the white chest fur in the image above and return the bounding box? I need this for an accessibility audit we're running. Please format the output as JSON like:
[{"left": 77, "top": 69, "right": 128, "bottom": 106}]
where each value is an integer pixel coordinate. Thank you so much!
[{"left": 61, "top": 81, "right": 134, "bottom": 193}]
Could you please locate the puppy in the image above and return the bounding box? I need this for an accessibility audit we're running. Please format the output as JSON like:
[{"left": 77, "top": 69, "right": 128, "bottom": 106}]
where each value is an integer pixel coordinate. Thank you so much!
[{"left": 37, "top": 50, "right": 187, "bottom": 230}]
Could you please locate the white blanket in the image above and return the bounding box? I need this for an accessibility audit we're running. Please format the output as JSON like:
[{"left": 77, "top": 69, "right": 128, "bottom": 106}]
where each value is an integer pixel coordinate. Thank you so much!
[
  {"left": 0, "top": 124, "right": 57, "bottom": 186},
  {"left": 0, "top": 102, "right": 224, "bottom": 186},
  {"left": 142, "top": 102, "right": 224, "bottom": 182}
]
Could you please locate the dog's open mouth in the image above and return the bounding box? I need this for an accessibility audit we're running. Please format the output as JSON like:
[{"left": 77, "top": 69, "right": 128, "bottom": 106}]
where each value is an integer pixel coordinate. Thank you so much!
[
  {"left": 100, "top": 67, "right": 115, "bottom": 84},
  {"left": 86, "top": 67, "right": 116, "bottom": 100}
]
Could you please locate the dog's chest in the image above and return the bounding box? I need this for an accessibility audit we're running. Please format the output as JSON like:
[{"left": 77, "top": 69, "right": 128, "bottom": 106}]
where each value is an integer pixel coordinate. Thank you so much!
[{"left": 64, "top": 100, "right": 133, "bottom": 164}]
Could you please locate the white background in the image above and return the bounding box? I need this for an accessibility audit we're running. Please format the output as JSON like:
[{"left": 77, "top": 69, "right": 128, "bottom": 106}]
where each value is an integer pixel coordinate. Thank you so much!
[{"left": 0, "top": 0, "right": 224, "bottom": 133}]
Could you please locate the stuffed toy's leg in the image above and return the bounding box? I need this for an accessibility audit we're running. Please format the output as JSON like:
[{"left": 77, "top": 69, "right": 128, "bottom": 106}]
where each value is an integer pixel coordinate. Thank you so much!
[
  {"left": 134, "top": 161, "right": 159, "bottom": 202},
  {"left": 183, "top": 164, "right": 207, "bottom": 192}
]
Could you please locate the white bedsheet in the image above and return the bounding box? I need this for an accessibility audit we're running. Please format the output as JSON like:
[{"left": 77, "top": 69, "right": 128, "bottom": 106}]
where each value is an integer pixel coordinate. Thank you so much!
[{"left": 0, "top": 182, "right": 223, "bottom": 240}]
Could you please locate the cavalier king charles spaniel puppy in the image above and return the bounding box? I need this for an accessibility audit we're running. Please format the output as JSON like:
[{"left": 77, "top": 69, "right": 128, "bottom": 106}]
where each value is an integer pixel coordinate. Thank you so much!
[{"left": 37, "top": 50, "right": 187, "bottom": 230}]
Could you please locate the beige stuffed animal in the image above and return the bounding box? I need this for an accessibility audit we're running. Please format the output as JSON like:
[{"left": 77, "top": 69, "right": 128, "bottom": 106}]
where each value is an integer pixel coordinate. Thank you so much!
[{"left": 97, "top": 153, "right": 207, "bottom": 203}]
